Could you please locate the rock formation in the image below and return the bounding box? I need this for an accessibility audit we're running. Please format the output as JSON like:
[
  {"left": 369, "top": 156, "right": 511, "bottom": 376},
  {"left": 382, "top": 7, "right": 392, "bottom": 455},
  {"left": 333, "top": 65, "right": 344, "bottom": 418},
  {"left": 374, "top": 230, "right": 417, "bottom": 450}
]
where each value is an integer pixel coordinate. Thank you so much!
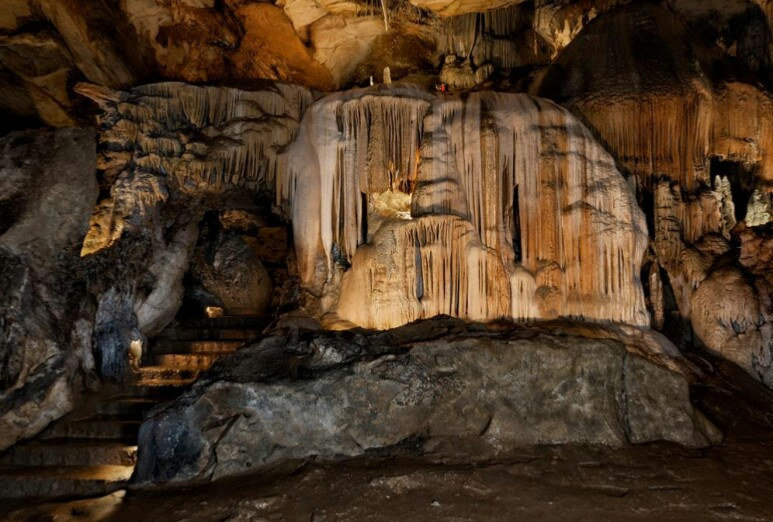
[
  {"left": 534, "top": 1, "right": 773, "bottom": 388},
  {"left": 75, "top": 81, "right": 312, "bottom": 382},
  {"left": 191, "top": 231, "right": 273, "bottom": 316},
  {"left": 134, "top": 317, "right": 720, "bottom": 485}
]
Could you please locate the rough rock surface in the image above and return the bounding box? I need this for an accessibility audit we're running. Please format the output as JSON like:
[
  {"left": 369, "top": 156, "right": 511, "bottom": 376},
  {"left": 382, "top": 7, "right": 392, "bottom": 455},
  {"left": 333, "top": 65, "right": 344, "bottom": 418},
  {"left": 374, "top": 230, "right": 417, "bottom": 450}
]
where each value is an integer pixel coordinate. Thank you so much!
[
  {"left": 71, "top": 81, "right": 315, "bottom": 382},
  {"left": 0, "top": 128, "right": 98, "bottom": 450},
  {"left": 192, "top": 232, "right": 273, "bottom": 315},
  {"left": 134, "top": 318, "right": 720, "bottom": 485}
]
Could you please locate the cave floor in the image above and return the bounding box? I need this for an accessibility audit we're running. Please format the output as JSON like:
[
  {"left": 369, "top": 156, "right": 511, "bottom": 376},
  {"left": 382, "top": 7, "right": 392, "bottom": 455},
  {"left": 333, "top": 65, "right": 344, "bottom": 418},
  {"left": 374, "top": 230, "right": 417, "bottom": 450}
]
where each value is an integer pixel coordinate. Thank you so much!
[
  {"left": 2, "top": 436, "right": 773, "bottom": 522},
  {"left": 2, "top": 352, "right": 773, "bottom": 522}
]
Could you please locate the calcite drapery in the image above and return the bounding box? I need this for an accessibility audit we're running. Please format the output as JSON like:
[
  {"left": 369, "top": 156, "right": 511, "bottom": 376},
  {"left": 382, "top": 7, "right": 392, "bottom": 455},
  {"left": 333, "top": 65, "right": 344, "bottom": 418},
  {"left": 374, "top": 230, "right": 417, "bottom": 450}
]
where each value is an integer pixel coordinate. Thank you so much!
[
  {"left": 277, "top": 85, "right": 432, "bottom": 286},
  {"left": 533, "top": 2, "right": 773, "bottom": 387},
  {"left": 281, "top": 87, "right": 649, "bottom": 329}
]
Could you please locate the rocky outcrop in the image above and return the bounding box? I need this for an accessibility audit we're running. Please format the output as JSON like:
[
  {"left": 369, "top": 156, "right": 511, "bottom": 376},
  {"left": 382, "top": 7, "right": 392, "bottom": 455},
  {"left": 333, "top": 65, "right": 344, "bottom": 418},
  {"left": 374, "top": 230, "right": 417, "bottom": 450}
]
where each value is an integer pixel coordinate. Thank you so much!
[
  {"left": 133, "top": 318, "right": 720, "bottom": 486},
  {"left": 0, "top": 128, "right": 98, "bottom": 450},
  {"left": 280, "top": 86, "right": 648, "bottom": 329},
  {"left": 310, "top": 15, "right": 386, "bottom": 88}
]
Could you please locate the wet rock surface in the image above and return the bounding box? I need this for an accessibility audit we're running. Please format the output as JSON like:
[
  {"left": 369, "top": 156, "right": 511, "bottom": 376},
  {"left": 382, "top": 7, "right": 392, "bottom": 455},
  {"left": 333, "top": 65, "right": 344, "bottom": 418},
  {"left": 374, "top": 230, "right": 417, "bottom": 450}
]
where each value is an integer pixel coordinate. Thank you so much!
[{"left": 133, "top": 318, "right": 719, "bottom": 486}]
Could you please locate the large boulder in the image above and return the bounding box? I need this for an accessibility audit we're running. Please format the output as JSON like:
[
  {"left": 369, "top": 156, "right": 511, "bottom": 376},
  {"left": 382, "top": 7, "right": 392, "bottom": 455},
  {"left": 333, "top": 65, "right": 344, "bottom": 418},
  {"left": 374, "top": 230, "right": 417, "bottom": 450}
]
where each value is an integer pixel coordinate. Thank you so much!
[
  {"left": 691, "top": 266, "right": 773, "bottom": 388},
  {"left": 192, "top": 232, "right": 273, "bottom": 315},
  {"left": 134, "top": 318, "right": 720, "bottom": 486},
  {"left": 0, "top": 128, "right": 98, "bottom": 449}
]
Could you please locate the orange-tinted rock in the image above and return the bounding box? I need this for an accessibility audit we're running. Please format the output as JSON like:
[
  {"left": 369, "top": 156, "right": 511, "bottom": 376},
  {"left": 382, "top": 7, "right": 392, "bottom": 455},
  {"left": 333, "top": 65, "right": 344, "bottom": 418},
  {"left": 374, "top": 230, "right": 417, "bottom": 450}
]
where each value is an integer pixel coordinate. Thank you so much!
[
  {"left": 0, "top": 31, "right": 76, "bottom": 126},
  {"left": 231, "top": 3, "right": 334, "bottom": 91},
  {"left": 280, "top": 87, "right": 649, "bottom": 329}
]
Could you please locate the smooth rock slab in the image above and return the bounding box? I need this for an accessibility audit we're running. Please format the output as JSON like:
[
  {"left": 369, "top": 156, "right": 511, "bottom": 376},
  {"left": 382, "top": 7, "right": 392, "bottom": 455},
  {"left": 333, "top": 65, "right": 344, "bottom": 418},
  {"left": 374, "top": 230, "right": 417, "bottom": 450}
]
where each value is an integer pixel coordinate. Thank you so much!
[{"left": 134, "top": 321, "right": 720, "bottom": 485}]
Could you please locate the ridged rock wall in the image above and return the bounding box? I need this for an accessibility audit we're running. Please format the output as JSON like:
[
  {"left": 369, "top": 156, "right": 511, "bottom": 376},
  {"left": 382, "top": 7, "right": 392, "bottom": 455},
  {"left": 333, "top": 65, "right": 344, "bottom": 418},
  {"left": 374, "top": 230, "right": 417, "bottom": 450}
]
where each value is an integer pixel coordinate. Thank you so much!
[{"left": 0, "top": 128, "right": 98, "bottom": 450}]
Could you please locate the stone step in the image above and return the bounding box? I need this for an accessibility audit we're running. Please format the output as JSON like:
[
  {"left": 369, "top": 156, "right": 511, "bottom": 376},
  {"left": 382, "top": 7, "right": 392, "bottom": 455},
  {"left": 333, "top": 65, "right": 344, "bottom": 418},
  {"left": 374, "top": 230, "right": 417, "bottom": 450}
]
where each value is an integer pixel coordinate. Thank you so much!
[
  {"left": 151, "top": 340, "right": 245, "bottom": 354},
  {"left": 1, "top": 439, "right": 137, "bottom": 467},
  {"left": 136, "top": 366, "right": 199, "bottom": 387},
  {"left": 41, "top": 417, "right": 141, "bottom": 440},
  {"left": 0, "top": 465, "right": 133, "bottom": 500},
  {"left": 154, "top": 327, "right": 261, "bottom": 341},
  {"left": 153, "top": 353, "right": 232, "bottom": 370},
  {"left": 94, "top": 397, "right": 158, "bottom": 418}
]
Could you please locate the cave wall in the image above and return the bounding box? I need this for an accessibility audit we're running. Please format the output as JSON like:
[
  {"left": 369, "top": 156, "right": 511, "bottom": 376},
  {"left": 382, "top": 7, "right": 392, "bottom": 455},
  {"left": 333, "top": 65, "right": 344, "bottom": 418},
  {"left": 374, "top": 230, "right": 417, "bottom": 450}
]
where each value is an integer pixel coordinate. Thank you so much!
[{"left": 0, "top": 128, "right": 97, "bottom": 450}]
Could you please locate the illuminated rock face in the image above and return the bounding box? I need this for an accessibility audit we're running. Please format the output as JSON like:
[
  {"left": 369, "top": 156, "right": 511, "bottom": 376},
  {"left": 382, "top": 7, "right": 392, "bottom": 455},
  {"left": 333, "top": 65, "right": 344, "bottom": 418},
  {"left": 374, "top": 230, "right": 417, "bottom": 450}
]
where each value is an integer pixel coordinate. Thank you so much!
[
  {"left": 280, "top": 88, "right": 649, "bottom": 329},
  {"left": 535, "top": 2, "right": 773, "bottom": 388}
]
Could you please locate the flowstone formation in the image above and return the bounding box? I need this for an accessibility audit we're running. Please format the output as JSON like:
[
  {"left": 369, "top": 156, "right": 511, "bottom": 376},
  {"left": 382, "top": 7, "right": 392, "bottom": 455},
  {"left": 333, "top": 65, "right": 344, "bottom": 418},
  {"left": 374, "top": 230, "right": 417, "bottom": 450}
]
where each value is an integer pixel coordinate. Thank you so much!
[
  {"left": 535, "top": 1, "right": 773, "bottom": 388},
  {"left": 281, "top": 87, "right": 648, "bottom": 329}
]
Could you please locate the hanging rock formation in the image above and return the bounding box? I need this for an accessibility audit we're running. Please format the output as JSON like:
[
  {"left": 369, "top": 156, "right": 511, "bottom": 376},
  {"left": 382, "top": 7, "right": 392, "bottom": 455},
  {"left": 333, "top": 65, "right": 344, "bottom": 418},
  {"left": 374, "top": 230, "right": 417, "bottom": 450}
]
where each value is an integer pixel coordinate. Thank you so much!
[
  {"left": 75, "top": 81, "right": 313, "bottom": 382},
  {"left": 79, "top": 81, "right": 314, "bottom": 256},
  {"left": 281, "top": 87, "right": 648, "bottom": 329}
]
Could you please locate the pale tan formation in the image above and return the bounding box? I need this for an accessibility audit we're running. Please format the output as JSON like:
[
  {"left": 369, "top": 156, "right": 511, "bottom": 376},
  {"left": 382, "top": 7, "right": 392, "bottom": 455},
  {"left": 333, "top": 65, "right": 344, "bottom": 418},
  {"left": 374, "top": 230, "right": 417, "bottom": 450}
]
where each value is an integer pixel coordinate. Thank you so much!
[{"left": 281, "top": 87, "right": 649, "bottom": 329}]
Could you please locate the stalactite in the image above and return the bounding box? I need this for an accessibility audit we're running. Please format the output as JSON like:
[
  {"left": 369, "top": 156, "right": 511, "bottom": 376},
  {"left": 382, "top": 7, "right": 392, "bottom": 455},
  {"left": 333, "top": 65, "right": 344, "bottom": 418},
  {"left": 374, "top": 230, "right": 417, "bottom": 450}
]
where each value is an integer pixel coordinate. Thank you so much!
[
  {"left": 79, "top": 81, "right": 313, "bottom": 253},
  {"left": 437, "top": 4, "right": 549, "bottom": 70},
  {"left": 277, "top": 85, "right": 433, "bottom": 283}
]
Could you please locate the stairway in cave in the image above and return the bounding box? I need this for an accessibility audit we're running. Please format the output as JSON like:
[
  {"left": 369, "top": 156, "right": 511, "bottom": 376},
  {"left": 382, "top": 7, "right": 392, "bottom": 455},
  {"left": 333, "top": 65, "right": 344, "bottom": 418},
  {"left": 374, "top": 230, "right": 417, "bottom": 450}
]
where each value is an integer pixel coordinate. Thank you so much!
[{"left": 0, "top": 313, "right": 268, "bottom": 502}]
